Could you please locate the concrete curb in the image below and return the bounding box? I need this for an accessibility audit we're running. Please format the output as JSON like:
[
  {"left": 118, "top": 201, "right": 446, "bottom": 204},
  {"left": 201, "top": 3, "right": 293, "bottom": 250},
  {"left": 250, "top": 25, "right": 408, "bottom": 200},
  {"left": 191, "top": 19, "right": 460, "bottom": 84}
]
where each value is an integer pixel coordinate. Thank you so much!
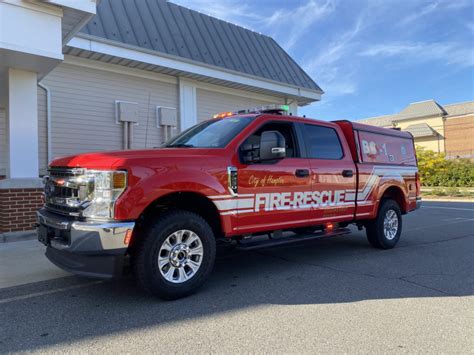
[
  {"left": 0, "top": 230, "right": 37, "bottom": 243},
  {"left": 422, "top": 198, "right": 474, "bottom": 203}
]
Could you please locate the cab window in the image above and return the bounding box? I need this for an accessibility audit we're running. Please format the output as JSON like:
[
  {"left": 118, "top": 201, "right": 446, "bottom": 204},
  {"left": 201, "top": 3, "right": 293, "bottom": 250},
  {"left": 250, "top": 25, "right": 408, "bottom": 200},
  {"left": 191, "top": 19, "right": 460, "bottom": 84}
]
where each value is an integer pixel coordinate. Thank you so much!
[
  {"left": 304, "top": 124, "right": 343, "bottom": 160},
  {"left": 240, "top": 121, "right": 299, "bottom": 162}
]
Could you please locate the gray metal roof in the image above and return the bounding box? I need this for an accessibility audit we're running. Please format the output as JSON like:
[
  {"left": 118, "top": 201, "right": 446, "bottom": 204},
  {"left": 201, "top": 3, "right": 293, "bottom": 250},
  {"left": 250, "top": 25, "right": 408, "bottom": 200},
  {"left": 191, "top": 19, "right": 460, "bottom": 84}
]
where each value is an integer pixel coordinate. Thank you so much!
[
  {"left": 396, "top": 100, "right": 446, "bottom": 121},
  {"left": 443, "top": 101, "right": 474, "bottom": 117},
  {"left": 404, "top": 123, "right": 438, "bottom": 138},
  {"left": 80, "top": 0, "right": 321, "bottom": 93},
  {"left": 358, "top": 114, "right": 396, "bottom": 127}
]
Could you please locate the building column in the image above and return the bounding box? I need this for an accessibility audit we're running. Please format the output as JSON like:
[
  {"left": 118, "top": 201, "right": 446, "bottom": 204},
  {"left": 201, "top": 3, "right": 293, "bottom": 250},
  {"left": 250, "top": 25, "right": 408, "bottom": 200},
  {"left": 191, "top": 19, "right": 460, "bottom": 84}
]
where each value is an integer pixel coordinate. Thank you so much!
[
  {"left": 0, "top": 68, "right": 43, "bottom": 233},
  {"left": 7, "top": 68, "right": 39, "bottom": 178},
  {"left": 288, "top": 102, "right": 298, "bottom": 116},
  {"left": 179, "top": 78, "right": 197, "bottom": 131}
]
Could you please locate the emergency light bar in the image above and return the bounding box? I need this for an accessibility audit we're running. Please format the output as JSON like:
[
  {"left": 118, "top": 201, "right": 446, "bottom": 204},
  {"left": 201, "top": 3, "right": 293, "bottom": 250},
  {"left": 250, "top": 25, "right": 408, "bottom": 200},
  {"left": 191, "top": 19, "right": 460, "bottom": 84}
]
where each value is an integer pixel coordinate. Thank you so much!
[
  {"left": 212, "top": 104, "right": 290, "bottom": 119},
  {"left": 213, "top": 111, "right": 234, "bottom": 119}
]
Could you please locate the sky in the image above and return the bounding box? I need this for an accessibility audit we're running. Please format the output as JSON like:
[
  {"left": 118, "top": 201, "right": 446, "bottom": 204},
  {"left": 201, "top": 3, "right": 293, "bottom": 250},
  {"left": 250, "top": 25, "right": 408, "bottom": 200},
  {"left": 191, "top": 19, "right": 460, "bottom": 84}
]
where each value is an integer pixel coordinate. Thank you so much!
[{"left": 173, "top": 0, "right": 474, "bottom": 121}]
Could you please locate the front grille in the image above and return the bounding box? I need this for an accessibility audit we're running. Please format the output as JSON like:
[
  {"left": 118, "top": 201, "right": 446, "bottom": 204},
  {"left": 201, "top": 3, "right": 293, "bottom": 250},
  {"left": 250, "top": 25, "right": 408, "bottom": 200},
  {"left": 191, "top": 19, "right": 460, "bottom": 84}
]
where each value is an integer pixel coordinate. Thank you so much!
[
  {"left": 45, "top": 203, "right": 80, "bottom": 216},
  {"left": 48, "top": 167, "right": 85, "bottom": 177},
  {"left": 45, "top": 167, "right": 91, "bottom": 215},
  {"left": 50, "top": 185, "right": 76, "bottom": 199}
]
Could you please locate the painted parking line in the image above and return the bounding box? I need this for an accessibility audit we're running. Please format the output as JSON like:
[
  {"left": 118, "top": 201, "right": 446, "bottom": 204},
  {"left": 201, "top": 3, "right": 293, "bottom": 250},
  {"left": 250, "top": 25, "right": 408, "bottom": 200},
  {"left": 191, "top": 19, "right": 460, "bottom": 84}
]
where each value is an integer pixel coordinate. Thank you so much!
[
  {"left": 0, "top": 280, "right": 104, "bottom": 305},
  {"left": 405, "top": 218, "right": 474, "bottom": 232}
]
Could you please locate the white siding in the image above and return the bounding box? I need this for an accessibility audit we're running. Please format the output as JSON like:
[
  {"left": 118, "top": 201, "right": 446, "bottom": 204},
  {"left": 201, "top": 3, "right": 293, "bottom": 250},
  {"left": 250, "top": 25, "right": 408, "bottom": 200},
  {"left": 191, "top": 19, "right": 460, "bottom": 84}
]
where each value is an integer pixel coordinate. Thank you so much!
[
  {"left": 40, "top": 63, "right": 178, "bottom": 161},
  {"left": 0, "top": 108, "right": 7, "bottom": 176},
  {"left": 196, "top": 88, "right": 285, "bottom": 123}
]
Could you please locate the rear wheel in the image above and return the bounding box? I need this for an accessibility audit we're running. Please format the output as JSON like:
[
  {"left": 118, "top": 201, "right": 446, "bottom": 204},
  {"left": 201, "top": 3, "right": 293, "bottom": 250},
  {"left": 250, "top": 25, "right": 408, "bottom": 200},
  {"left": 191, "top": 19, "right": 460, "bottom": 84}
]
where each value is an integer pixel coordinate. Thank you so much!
[
  {"left": 366, "top": 199, "right": 402, "bottom": 249},
  {"left": 132, "top": 210, "right": 216, "bottom": 300}
]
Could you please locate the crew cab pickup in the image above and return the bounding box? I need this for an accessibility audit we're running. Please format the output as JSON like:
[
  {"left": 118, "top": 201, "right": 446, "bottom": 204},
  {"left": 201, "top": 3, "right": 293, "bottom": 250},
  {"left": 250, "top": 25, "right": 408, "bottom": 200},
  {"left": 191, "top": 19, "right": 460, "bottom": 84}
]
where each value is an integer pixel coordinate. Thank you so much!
[{"left": 38, "top": 105, "right": 421, "bottom": 299}]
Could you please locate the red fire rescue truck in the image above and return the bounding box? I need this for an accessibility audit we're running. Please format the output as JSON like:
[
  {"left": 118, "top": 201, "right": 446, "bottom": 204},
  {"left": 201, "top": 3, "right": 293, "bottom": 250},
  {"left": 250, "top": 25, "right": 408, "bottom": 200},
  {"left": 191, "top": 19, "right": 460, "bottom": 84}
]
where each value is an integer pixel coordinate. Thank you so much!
[{"left": 38, "top": 105, "right": 421, "bottom": 299}]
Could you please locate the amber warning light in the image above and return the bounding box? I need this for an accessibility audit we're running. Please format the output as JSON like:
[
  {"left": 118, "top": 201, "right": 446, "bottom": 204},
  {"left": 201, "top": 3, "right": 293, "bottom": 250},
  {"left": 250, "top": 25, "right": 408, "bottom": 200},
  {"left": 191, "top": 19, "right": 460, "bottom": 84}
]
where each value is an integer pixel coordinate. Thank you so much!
[
  {"left": 212, "top": 104, "right": 290, "bottom": 119},
  {"left": 124, "top": 229, "right": 133, "bottom": 245},
  {"left": 325, "top": 223, "right": 334, "bottom": 232},
  {"left": 213, "top": 111, "right": 234, "bottom": 119}
]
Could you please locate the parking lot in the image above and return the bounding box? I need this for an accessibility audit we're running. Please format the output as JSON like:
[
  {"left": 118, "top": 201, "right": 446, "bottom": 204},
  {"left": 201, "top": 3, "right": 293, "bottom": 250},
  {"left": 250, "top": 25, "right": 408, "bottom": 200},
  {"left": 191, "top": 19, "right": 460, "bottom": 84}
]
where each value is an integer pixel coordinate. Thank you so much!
[{"left": 0, "top": 201, "right": 473, "bottom": 353}]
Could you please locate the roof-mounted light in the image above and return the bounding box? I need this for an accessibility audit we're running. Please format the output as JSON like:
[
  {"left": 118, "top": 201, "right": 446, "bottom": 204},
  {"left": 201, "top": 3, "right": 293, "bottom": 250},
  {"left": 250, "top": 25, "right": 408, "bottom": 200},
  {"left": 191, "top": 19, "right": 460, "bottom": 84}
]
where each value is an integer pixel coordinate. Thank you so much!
[
  {"left": 236, "top": 104, "right": 290, "bottom": 115},
  {"left": 213, "top": 111, "right": 234, "bottom": 119},
  {"left": 255, "top": 104, "right": 288, "bottom": 113},
  {"left": 212, "top": 104, "right": 290, "bottom": 119}
]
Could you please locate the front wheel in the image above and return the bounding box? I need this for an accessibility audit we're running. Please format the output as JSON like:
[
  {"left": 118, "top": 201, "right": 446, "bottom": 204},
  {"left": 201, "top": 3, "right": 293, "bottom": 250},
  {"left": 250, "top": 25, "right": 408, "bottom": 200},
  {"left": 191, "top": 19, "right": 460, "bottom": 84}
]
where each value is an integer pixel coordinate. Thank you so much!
[
  {"left": 132, "top": 210, "right": 216, "bottom": 300},
  {"left": 365, "top": 199, "right": 402, "bottom": 249}
]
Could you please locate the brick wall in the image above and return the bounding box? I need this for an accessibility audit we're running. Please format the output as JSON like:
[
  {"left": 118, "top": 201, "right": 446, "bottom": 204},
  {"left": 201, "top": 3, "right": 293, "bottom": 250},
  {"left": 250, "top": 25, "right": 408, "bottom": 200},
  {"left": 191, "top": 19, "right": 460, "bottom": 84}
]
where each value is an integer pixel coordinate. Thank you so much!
[
  {"left": 0, "top": 188, "right": 43, "bottom": 233},
  {"left": 445, "top": 114, "right": 474, "bottom": 159}
]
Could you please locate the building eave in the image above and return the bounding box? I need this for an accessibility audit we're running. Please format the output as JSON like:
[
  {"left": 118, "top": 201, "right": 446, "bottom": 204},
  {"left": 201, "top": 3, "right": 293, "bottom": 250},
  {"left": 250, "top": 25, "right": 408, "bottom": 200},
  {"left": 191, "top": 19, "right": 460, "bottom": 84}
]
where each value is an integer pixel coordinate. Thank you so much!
[
  {"left": 394, "top": 112, "right": 445, "bottom": 122},
  {"left": 67, "top": 34, "right": 322, "bottom": 105}
]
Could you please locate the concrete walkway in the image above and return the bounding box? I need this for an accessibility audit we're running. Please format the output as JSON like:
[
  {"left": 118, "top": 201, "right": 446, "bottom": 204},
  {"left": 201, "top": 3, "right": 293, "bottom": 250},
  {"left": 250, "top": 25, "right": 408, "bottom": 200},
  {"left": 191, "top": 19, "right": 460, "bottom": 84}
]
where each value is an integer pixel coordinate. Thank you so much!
[
  {"left": 0, "top": 238, "right": 68, "bottom": 288},
  {"left": 0, "top": 230, "right": 37, "bottom": 243}
]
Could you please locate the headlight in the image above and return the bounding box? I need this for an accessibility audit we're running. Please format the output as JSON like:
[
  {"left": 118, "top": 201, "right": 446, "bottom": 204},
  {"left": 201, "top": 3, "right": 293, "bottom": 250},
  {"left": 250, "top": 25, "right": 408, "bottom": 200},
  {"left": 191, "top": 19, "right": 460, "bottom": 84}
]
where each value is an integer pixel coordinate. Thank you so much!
[{"left": 82, "top": 170, "right": 127, "bottom": 219}]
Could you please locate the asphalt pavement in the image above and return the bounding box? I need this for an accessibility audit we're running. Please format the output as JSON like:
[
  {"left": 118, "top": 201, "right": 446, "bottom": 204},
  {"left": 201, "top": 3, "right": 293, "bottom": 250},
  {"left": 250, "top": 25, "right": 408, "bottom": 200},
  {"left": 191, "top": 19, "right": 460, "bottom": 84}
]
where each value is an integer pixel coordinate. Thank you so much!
[{"left": 0, "top": 201, "right": 473, "bottom": 353}]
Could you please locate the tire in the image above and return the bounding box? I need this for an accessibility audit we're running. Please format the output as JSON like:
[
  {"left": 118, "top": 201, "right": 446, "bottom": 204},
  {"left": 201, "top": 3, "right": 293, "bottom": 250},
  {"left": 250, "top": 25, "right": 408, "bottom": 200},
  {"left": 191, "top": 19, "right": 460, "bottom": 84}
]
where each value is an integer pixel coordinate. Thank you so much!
[
  {"left": 365, "top": 199, "right": 402, "bottom": 249},
  {"left": 132, "top": 210, "right": 216, "bottom": 300}
]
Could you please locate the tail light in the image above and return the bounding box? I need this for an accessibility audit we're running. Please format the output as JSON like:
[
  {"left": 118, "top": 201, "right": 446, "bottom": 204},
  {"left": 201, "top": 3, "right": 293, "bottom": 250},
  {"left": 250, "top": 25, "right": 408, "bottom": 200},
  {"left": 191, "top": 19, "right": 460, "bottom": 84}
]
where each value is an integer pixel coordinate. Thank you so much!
[{"left": 415, "top": 172, "right": 421, "bottom": 196}]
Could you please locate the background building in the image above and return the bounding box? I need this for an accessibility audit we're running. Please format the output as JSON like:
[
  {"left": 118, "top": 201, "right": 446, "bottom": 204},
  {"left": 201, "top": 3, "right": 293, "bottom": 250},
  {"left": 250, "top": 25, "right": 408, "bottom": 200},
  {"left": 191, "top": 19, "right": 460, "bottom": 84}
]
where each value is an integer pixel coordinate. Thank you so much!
[
  {"left": 0, "top": 0, "right": 322, "bottom": 232},
  {"left": 359, "top": 100, "right": 474, "bottom": 159}
]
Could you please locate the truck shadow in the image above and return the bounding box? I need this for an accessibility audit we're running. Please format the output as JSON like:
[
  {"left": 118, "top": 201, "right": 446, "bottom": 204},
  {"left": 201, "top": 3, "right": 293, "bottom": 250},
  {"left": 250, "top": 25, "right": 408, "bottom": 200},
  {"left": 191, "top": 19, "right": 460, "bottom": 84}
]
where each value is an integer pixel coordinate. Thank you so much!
[{"left": 1, "top": 226, "right": 473, "bottom": 352}]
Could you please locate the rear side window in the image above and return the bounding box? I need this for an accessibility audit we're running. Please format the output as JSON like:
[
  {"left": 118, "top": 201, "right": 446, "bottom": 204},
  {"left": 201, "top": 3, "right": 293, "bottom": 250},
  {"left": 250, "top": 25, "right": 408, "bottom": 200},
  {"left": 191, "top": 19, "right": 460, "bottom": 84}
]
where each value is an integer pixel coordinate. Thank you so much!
[
  {"left": 304, "top": 124, "right": 344, "bottom": 159},
  {"left": 357, "top": 130, "right": 416, "bottom": 165}
]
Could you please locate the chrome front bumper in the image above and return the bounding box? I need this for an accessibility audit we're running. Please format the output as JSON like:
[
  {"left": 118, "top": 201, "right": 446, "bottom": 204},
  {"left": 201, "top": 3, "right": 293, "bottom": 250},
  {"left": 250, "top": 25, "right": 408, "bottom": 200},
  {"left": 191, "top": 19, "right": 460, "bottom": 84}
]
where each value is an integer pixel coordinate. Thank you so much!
[{"left": 37, "top": 208, "right": 135, "bottom": 278}]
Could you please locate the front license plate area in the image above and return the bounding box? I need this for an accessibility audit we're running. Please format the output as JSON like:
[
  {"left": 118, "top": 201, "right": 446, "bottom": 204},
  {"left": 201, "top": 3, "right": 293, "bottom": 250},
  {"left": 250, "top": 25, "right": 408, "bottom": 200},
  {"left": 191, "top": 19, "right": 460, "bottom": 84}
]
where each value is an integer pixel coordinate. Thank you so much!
[{"left": 37, "top": 224, "right": 51, "bottom": 246}]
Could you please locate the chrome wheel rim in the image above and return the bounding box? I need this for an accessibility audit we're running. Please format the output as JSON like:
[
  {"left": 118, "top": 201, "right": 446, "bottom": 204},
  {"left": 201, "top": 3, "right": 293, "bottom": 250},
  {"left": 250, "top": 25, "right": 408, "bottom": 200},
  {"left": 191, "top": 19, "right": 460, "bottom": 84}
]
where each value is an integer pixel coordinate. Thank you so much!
[
  {"left": 158, "top": 230, "right": 204, "bottom": 283},
  {"left": 383, "top": 209, "right": 399, "bottom": 240}
]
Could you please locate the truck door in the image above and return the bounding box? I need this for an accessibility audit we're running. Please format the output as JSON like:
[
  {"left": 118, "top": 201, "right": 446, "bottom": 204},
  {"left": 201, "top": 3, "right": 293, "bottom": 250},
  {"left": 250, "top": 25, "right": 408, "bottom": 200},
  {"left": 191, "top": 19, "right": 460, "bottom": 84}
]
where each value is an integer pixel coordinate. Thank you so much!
[
  {"left": 299, "top": 122, "right": 357, "bottom": 223},
  {"left": 235, "top": 121, "right": 312, "bottom": 234}
]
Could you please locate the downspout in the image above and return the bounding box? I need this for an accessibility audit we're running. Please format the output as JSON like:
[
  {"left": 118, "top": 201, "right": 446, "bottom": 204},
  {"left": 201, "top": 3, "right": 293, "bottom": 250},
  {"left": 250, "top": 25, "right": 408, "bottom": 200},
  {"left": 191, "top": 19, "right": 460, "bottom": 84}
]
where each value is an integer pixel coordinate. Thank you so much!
[
  {"left": 128, "top": 122, "right": 134, "bottom": 149},
  {"left": 442, "top": 115, "right": 446, "bottom": 155},
  {"left": 38, "top": 82, "right": 52, "bottom": 164},
  {"left": 123, "top": 122, "right": 129, "bottom": 150}
]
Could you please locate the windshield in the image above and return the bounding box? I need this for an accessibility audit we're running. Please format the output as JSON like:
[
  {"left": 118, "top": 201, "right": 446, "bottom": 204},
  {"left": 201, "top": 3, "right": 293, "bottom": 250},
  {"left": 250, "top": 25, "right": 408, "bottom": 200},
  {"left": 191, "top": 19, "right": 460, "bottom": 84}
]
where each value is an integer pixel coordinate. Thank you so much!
[{"left": 165, "top": 116, "right": 254, "bottom": 148}]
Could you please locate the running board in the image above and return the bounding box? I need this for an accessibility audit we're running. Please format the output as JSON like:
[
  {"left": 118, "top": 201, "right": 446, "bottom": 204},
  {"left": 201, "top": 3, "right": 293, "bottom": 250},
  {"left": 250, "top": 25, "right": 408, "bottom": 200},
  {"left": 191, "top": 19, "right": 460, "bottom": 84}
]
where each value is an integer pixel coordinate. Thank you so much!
[{"left": 236, "top": 228, "right": 352, "bottom": 251}]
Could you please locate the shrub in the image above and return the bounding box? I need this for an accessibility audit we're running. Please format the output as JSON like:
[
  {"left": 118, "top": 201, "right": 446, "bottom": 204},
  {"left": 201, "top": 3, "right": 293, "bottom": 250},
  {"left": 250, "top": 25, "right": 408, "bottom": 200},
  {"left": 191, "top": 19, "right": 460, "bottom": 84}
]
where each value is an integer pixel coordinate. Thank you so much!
[
  {"left": 430, "top": 187, "right": 447, "bottom": 196},
  {"left": 416, "top": 146, "right": 474, "bottom": 187},
  {"left": 445, "top": 187, "right": 460, "bottom": 196}
]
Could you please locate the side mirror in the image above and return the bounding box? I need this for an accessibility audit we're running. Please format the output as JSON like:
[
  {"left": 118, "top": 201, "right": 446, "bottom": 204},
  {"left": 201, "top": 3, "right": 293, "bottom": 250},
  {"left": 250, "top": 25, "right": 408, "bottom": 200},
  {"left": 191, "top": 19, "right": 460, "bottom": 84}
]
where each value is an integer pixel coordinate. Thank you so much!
[{"left": 260, "top": 131, "right": 286, "bottom": 161}]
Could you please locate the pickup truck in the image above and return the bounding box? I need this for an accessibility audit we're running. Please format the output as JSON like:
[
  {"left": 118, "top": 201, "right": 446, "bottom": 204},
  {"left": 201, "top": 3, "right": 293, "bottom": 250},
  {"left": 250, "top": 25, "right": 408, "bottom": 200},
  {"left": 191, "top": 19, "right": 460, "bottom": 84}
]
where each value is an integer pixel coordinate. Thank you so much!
[{"left": 38, "top": 105, "right": 421, "bottom": 299}]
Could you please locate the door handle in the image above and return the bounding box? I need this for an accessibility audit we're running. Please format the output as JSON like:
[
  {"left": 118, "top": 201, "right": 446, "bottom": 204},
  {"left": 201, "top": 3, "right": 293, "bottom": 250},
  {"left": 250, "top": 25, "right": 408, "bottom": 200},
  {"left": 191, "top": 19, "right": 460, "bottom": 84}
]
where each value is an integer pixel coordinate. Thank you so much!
[
  {"left": 295, "top": 169, "right": 310, "bottom": 178},
  {"left": 342, "top": 170, "right": 354, "bottom": 178}
]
